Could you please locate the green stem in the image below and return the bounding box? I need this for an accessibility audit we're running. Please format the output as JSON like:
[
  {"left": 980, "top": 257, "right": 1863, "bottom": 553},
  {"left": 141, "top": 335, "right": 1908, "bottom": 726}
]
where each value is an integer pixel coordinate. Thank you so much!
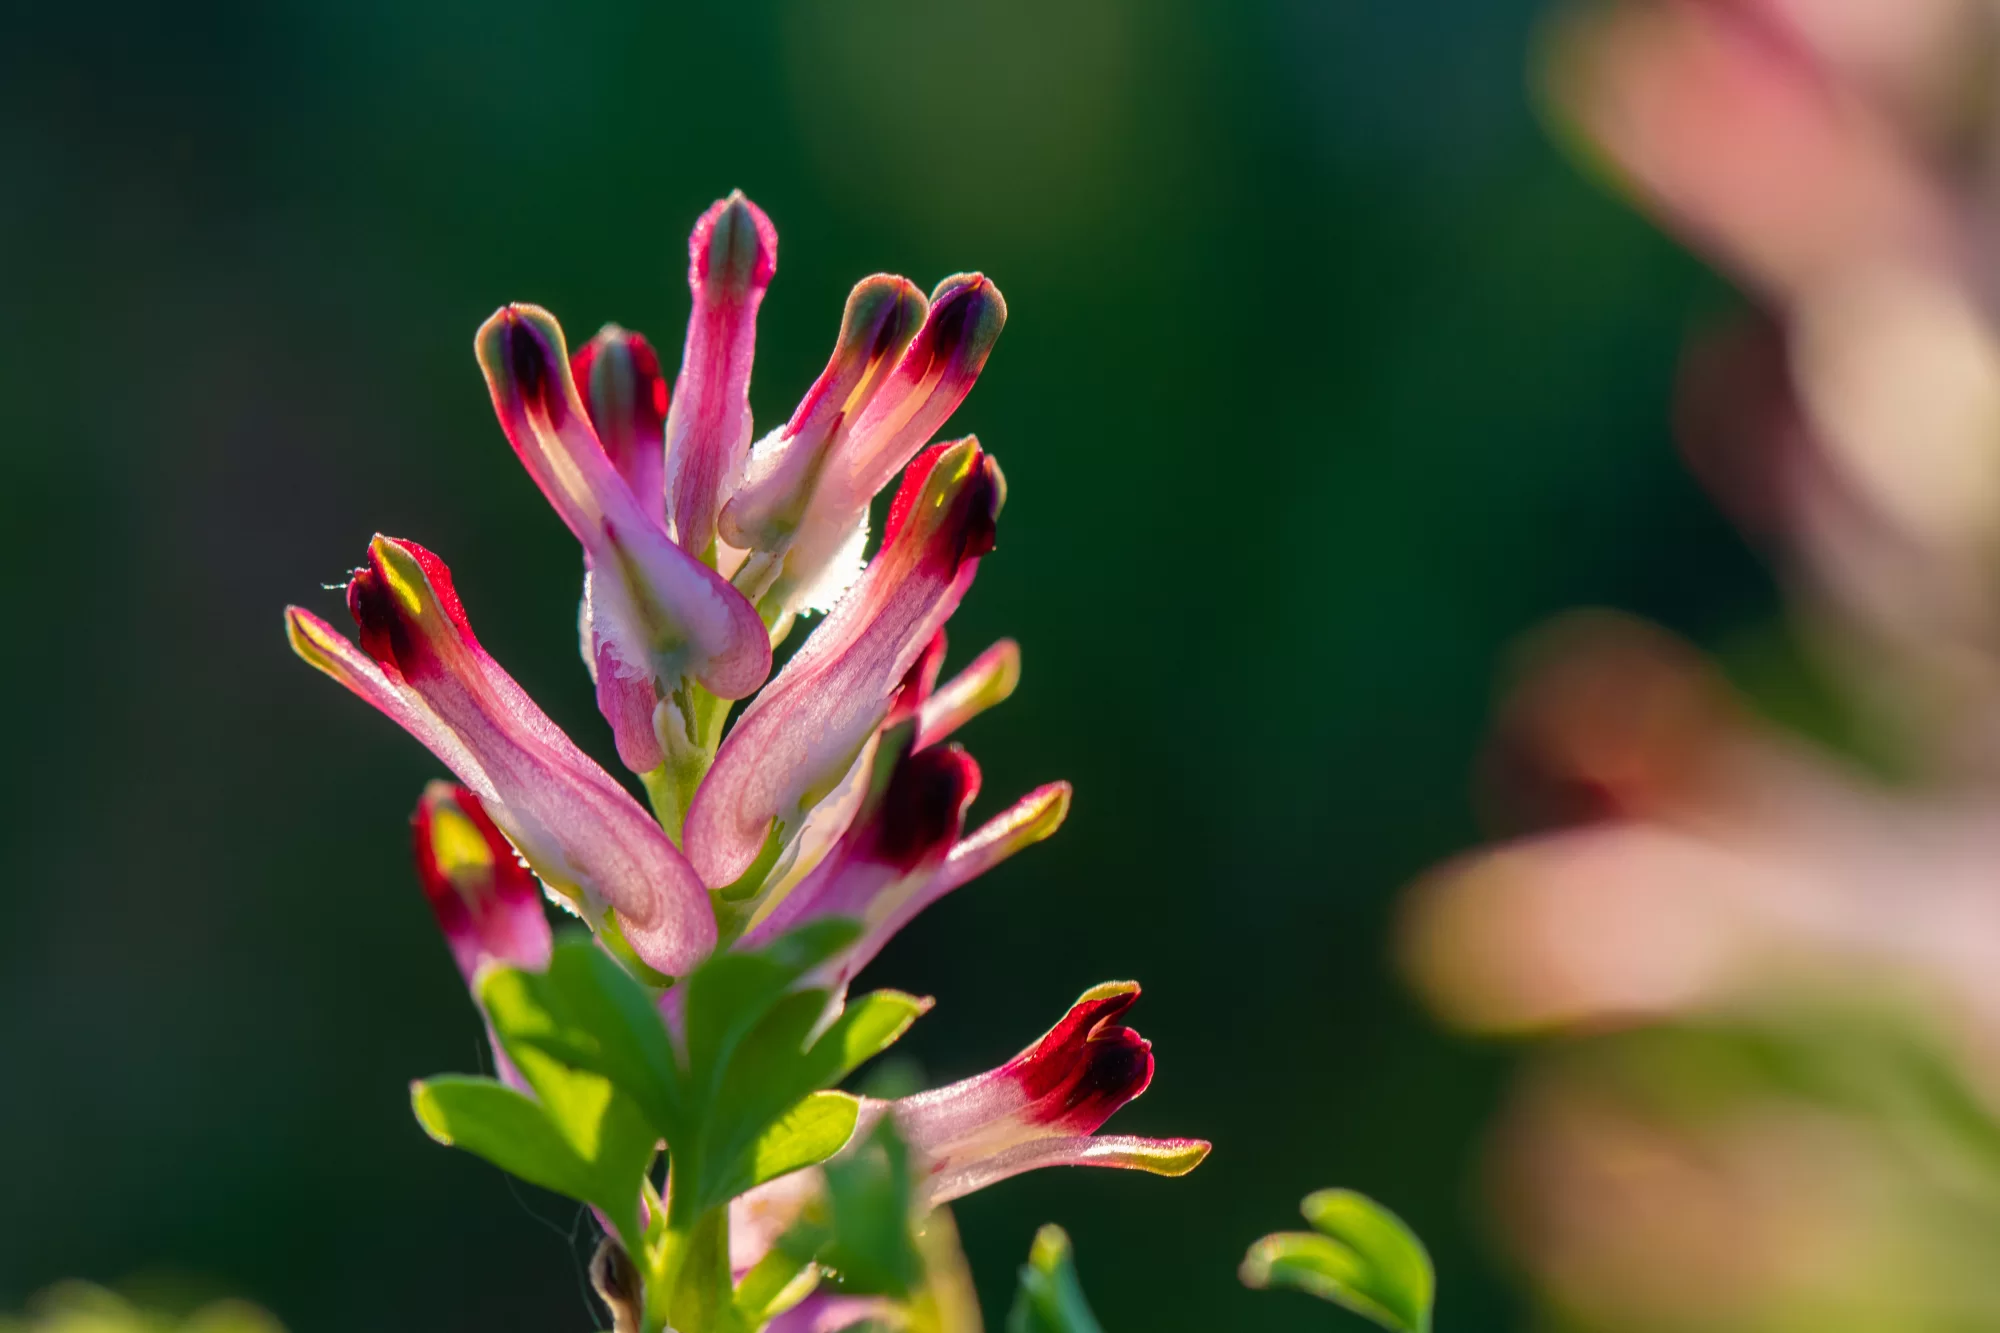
[
  {"left": 643, "top": 1204, "right": 734, "bottom": 1333},
  {"left": 644, "top": 683, "right": 734, "bottom": 842}
]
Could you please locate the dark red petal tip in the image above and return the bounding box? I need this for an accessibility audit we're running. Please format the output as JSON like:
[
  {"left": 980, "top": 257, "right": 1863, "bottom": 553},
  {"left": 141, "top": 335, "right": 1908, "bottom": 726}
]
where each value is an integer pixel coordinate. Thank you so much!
[
  {"left": 345, "top": 536, "right": 475, "bottom": 675},
  {"left": 1003, "top": 983, "right": 1156, "bottom": 1133},
  {"left": 882, "top": 438, "right": 1003, "bottom": 555},
  {"left": 479, "top": 304, "right": 574, "bottom": 427},
  {"left": 921, "top": 273, "right": 1007, "bottom": 370},
  {"left": 870, "top": 743, "right": 982, "bottom": 870},
  {"left": 692, "top": 190, "right": 778, "bottom": 295}
]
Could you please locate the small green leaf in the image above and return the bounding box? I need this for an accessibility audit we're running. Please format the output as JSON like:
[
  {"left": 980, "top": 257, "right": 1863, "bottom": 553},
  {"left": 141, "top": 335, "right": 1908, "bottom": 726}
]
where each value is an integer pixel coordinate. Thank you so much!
[
  {"left": 805, "top": 990, "right": 934, "bottom": 1088},
  {"left": 683, "top": 919, "right": 860, "bottom": 1099},
  {"left": 410, "top": 1074, "right": 653, "bottom": 1251},
  {"left": 1006, "top": 1225, "right": 1103, "bottom": 1333},
  {"left": 745, "top": 1091, "right": 861, "bottom": 1192},
  {"left": 789, "top": 1115, "right": 924, "bottom": 1298},
  {"left": 477, "top": 938, "right": 683, "bottom": 1134},
  {"left": 1241, "top": 1189, "right": 1434, "bottom": 1333}
]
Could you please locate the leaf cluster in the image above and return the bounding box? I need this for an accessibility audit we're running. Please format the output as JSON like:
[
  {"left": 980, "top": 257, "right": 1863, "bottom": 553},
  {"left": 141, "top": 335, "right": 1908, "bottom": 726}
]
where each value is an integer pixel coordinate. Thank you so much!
[{"left": 410, "top": 921, "right": 927, "bottom": 1330}]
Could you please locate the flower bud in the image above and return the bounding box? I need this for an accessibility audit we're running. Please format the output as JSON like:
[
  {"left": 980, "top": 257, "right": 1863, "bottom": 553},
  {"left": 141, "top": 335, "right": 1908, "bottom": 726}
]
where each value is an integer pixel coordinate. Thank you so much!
[
  {"left": 411, "top": 781, "right": 552, "bottom": 983},
  {"left": 664, "top": 191, "right": 778, "bottom": 561}
]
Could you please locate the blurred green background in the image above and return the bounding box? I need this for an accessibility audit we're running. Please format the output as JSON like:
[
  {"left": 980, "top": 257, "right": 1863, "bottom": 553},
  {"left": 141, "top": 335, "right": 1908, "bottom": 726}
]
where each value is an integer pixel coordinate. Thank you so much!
[{"left": 0, "top": 1, "right": 1770, "bottom": 1328}]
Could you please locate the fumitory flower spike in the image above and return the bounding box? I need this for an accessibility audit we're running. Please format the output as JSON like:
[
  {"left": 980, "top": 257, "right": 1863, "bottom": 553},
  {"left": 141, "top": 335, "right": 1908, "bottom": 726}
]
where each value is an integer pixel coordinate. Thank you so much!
[
  {"left": 285, "top": 188, "right": 1223, "bottom": 1333},
  {"left": 410, "top": 780, "right": 552, "bottom": 984}
]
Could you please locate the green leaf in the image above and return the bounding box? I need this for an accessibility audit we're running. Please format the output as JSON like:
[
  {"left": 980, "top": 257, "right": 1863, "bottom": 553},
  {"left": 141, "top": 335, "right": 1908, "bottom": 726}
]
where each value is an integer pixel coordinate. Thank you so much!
[
  {"left": 1005, "top": 1225, "right": 1104, "bottom": 1333},
  {"left": 477, "top": 938, "right": 684, "bottom": 1135},
  {"left": 785, "top": 1115, "right": 924, "bottom": 1298},
  {"left": 410, "top": 1074, "right": 653, "bottom": 1251},
  {"left": 683, "top": 919, "right": 859, "bottom": 1100},
  {"left": 1241, "top": 1189, "right": 1434, "bottom": 1333},
  {"left": 744, "top": 1091, "right": 861, "bottom": 1192}
]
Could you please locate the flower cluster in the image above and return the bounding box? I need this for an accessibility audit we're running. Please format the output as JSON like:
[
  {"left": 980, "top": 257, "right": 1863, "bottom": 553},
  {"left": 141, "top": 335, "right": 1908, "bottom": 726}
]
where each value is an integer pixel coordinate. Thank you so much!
[{"left": 287, "top": 192, "right": 1206, "bottom": 1330}]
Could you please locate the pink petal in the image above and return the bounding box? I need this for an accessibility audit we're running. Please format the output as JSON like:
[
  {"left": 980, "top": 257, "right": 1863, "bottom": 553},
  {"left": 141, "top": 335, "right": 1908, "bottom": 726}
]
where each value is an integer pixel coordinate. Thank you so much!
[
  {"left": 934, "top": 782, "right": 1072, "bottom": 897},
  {"left": 663, "top": 191, "right": 777, "bottom": 560},
  {"left": 921, "top": 1133, "right": 1211, "bottom": 1206},
  {"left": 805, "top": 984, "right": 1212, "bottom": 1208},
  {"left": 684, "top": 439, "right": 1005, "bottom": 887},
  {"left": 1553, "top": 0, "right": 1954, "bottom": 298},
  {"left": 885, "top": 629, "right": 950, "bottom": 731},
  {"left": 915, "top": 638, "right": 1020, "bottom": 748},
  {"left": 292, "top": 535, "right": 716, "bottom": 975},
  {"left": 894, "top": 983, "right": 1155, "bottom": 1162},
  {"left": 761, "top": 1294, "right": 893, "bottom": 1333},
  {"left": 739, "top": 727, "right": 980, "bottom": 991}
]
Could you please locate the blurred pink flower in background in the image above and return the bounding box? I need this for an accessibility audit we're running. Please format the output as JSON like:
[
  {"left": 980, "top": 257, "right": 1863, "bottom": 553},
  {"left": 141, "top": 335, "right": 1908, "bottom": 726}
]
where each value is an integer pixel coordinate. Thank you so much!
[{"left": 1403, "top": 1, "right": 2000, "bottom": 1326}]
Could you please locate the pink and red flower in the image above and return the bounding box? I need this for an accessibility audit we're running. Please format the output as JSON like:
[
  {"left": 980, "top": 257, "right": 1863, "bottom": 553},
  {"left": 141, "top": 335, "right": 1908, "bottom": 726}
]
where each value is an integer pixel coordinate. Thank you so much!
[{"left": 289, "top": 192, "right": 1206, "bottom": 1256}]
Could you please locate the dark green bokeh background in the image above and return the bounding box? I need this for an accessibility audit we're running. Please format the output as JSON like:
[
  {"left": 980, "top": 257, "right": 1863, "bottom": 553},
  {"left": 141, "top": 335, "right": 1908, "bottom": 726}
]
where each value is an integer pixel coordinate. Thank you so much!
[{"left": 1, "top": 2, "right": 1767, "bottom": 1328}]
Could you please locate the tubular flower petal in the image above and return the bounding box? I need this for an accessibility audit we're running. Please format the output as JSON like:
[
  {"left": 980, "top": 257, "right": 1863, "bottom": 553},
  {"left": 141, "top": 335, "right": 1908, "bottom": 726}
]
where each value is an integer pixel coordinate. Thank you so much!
[
  {"left": 285, "top": 535, "right": 716, "bottom": 975},
  {"left": 684, "top": 438, "right": 1006, "bottom": 887},
  {"left": 916, "top": 637, "right": 1021, "bottom": 748},
  {"left": 739, "top": 722, "right": 981, "bottom": 991},
  {"left": 571, "top": 323, "right": 668, "bottom": 530},
  {"left": 411, "top": 780, "right": 553, "bottom": 984},
  {"left": 936, "top": 781, "right": 1072, "bottom": 897},
  {"left": 476, "top": 303, "right": 771, "bottom": 772},
  {"left": 725, "top": 274, "right": 1008, "bottom": 615},
  {"left": 872, "top": 982, "right": 1209, "bottom": 1206},
  {"left": 727, "top": 985, "right": 1206, "bottom": 1266},
  {"left": 721, "top": 275, "right": 929, "bottom": 556},
  {"left": 663, "top": 190, "right": 778, "bottom": 561}
]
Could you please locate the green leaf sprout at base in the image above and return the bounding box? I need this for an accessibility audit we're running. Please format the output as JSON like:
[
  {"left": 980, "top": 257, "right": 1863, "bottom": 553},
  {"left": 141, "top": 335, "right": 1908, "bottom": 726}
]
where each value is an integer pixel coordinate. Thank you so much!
[
  {"left": 1240, "top": 1189, "right": 1435, "bottom": 1333},
  {"left": 1006, "top": 1225, "right": 1104, "bottom": 1333}
]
